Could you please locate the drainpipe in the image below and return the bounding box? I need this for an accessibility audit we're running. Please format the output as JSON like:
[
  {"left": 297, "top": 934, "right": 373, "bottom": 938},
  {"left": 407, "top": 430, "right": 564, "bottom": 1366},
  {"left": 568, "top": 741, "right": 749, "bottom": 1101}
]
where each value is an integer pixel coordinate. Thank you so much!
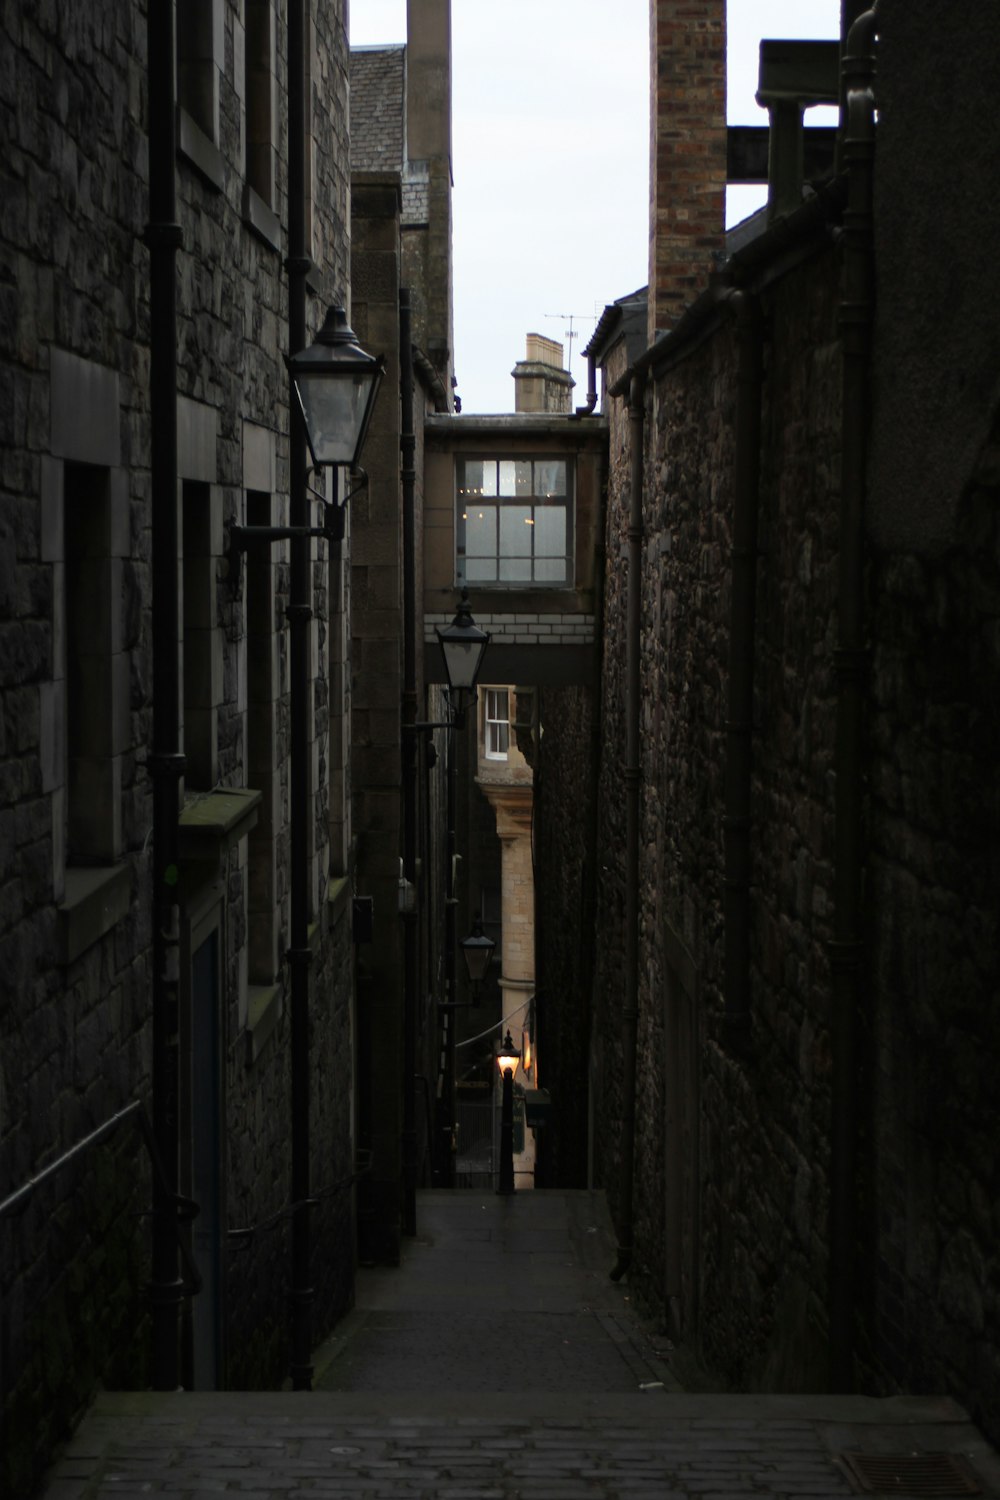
[
  {"left": 722, "top": 291, "right": 763, "bottom": 1047},
  {"left": 611, "top": 371, "right": 646, "bottom": 1281},
  {"left": 573, "top": 350, "right": 599, "bottom": 417},
  {"left": 828, "top": 5, "right": 877, "bottom": 1393},
  {"left": 286, "top": 0, "right": 314, "bottom": 1393},
  {"left": 146, "top": 0, "right": 184, "bottom": 1392},
  {"left": 400, "top": 289, "right": 419, "bottom": 1235}
]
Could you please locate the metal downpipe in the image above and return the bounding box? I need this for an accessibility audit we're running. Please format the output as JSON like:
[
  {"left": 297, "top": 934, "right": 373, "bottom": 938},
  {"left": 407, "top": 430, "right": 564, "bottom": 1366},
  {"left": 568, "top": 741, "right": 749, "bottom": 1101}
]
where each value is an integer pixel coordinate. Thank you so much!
[
  {"left": 611, "top": 371, "right": 646, "bottom": 1282},
  {"left": 400, "top": 289, "right": 419, "bottom": 1235},
  {"left": 723, "top": 291, "right": 763, "bottom": 1047},
  {"left": 286, "top": 0, "right": 314, "bottom": 1393},
  {"left": 829, "top": 5, "right": 877, "bottom": 1393},
  {"left": 146, "top": 0, "right": 184, "bottom": 1393}
]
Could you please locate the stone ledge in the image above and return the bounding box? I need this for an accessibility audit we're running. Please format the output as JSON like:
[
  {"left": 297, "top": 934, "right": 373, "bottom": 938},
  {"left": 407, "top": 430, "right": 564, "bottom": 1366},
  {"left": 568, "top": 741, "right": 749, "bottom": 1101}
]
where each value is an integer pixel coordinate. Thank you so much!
[
  {"left": 59, "top": 863, "right": 131, "bottom": 965},
  {"left": 245, "top": 982, "right": 283, "bottom": 1068},
  {"left": 327, "top": 875, "right": 351, "bottom": 922},
  {"left": 178, "top": 787, "right": 261, "bottom": 863},
  {"left": 177, "top": 107, "right": 225, "bottom": 193},
  {"left": 241, "top": 182, "right": 281, "bottom": 252}
]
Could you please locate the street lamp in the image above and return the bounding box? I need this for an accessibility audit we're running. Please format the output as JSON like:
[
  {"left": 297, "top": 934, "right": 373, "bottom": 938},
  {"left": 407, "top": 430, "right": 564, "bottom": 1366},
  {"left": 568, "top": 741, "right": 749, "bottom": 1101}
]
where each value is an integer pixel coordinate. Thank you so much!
[
  {"left": 288, "top": 304, "right": 385, "bottom": 473},
  {"left": 230, "top": 294, "right": 380, "bottom": 1392},
  {"left": 496, "top": 1029, "right": 520, "bottom": 1196},
  {"left": 436, "top": 588, "right": 490, "bottom": 727},
  {"left": 460, "top": 916, "right": 496, "bottom": 999}
]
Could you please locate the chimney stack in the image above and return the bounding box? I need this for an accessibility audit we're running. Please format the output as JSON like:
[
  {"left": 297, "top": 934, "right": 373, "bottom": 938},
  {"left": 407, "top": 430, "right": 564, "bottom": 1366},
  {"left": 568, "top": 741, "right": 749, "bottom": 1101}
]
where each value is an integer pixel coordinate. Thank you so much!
[{"left": 648, "top": 0, "right": 727, "bottom": 342}]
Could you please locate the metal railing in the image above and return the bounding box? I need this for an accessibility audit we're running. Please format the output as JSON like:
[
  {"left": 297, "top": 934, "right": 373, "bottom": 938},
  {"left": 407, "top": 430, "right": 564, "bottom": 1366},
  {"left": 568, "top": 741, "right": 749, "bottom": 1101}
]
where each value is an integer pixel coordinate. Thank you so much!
[{"left": 0, "top": 1098, "right": 201, "bottom": 1296}]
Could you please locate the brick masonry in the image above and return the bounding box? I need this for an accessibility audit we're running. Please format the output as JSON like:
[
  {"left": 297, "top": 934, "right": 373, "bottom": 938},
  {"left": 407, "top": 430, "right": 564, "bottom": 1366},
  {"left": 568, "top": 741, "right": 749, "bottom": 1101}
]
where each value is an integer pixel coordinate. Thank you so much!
[{"left": 648, "top": 0, "right": 726, "bottom": 341}]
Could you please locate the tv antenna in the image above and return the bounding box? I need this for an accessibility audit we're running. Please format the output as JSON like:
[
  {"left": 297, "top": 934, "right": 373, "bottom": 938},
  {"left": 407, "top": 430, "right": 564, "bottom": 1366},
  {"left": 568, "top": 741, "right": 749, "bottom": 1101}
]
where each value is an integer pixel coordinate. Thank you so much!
[{"left": 544, "top": 311, "right": 591, "bottom": 384}]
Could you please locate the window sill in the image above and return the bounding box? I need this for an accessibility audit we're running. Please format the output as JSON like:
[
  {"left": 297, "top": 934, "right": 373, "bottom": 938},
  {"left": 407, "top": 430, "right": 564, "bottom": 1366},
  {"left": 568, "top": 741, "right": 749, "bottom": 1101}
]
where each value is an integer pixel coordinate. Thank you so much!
[
  {"left": 328, "top": 875, "right": 351, "bottom": 922},
  {"left": 59, "top": 863, "right": 130, "bottom": 965},
  {"left": 246, "top": 982, "right": 283, "bottom": 1067},
  {"left": 241, "top": 182, "right": 281, "bottom": 252},
  {"left": 177, "top": 107, "right": 225, "bottom": 192},
  {"left": 179, "top": 787, "right": 261, "bottom": 864}
]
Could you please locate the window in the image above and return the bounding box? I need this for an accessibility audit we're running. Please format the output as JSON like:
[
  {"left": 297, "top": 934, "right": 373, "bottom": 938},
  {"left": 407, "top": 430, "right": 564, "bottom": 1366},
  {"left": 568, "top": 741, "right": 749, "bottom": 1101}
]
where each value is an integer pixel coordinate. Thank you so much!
[
  {"left": 177, "top": 0, "right": 223, "bottom": 145},
  {"left": 456, "top": 457, "right": 573, "bottom": 587},
  {"left": 245, "top": 491, "right": 282, "bottom": 982},
  {"left": 245, "top": 0, "right": 275, "bottom": 207},
  {"left": 485, "top": 689, "right": 509, "bottom": 761},
  {"left": 64, "top": 463, "right": 120, "bottom": 863},
  {"left": 182, "top": 482, "right": 220, "bottom": 789}
]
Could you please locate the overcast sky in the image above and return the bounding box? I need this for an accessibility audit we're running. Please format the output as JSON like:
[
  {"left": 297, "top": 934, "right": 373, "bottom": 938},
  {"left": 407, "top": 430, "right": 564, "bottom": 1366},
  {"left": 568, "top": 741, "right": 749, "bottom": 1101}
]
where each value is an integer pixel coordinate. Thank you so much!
[{"left": 349, "top": 1, "right": 841, "bottom": 412}]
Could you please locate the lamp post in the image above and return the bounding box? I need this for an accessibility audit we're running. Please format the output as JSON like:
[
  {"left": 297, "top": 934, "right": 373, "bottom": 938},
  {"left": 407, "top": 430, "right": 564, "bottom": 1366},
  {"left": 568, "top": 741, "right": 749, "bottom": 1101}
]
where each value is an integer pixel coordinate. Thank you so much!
[
  {"left": 288, "top": 304, "right": 385, "bottom": 472},
  {"left": 460, "top": 916, "right": 495, "bottom": 1001},
  {"left": 436, "top": 589, "right": 490, "bottom": 727},
  {"left": 404, "top": 593, "right": 490, "bottom": 1189},
  {"left": 496, "top": 1030, "right": 520, "bottom": 1196},
  {"left": 286, "top": 304, "right": 380, "bottom": 1390},
  {"left": 228, "top": 298, "right": 381, "bottom": 1389}
]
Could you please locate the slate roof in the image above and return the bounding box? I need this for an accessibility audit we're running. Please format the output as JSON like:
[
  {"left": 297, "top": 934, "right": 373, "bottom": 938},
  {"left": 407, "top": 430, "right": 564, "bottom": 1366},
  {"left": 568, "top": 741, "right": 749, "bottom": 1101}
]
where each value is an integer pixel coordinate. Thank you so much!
[{"left": 350, "top": 45, "right": 405, "bottom": 174}]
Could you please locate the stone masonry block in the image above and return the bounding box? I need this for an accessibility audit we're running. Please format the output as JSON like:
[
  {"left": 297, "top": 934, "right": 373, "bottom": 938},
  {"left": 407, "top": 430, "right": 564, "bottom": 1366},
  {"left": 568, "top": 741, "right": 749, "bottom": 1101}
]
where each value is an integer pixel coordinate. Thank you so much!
[{"left": 50, "top": 349, "right": 120, "bottom": 467}]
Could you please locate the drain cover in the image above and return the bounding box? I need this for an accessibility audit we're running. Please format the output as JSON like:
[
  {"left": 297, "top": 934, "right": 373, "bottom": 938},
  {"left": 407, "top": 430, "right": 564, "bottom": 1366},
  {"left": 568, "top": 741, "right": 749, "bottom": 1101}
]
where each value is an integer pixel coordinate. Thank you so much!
[{"left": 839, "top": 1452, "right": 981, "bottom": 1496}]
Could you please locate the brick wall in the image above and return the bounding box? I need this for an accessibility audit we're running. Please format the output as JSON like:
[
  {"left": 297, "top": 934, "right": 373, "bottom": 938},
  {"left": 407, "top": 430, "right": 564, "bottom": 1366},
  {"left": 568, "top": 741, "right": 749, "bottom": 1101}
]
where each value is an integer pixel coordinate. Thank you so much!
[{"left": 648, "top": 0, "right": 726, "bottom": 340}]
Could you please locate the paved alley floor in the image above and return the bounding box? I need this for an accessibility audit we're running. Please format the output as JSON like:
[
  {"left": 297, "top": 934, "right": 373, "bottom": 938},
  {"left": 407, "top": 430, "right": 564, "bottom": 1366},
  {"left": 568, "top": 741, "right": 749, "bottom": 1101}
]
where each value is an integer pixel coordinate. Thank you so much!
[
  {"left": 312, "top": 1190, "right": 678, "bottom": 1395},
  {"left": 36, "top": 1191, "right": 1000, "bottom": 1500}
]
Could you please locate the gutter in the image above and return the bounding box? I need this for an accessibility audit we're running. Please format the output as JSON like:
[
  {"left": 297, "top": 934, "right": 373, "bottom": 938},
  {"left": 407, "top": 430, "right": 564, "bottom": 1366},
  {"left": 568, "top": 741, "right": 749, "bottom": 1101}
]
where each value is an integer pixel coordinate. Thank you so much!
[
  {"left": 722, "top": 291, "right": 764, "bottom": 1047},
  {"left": 609, "top": 178, "right": 846, "bottom": 400},
  {"left": 610, "top": 369, "right": 646, "bottom": 1283},
  {"left": 401, "top": 288, "right": 419, "bottom": 1235},
  {"left": 146, "top": 0, "right": 184, "bottom": 1393},
  {"left": 828, "top": 3, "right": 878, "bottom": 1393}
]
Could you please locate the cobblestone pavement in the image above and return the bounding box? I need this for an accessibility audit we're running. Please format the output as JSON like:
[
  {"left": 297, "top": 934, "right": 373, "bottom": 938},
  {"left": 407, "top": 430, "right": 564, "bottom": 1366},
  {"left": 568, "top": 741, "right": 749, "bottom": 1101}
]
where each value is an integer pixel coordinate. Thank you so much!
[{"left": 37, "top": 1192, "right": 1000, "bottom": 1500}]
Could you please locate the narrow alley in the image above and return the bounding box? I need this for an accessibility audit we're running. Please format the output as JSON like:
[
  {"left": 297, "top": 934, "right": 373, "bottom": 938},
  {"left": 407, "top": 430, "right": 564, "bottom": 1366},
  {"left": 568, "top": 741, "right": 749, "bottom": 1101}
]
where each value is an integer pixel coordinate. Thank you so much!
[{"left": 37, "top": 1192, "right": 1000, "bottom": 1499}]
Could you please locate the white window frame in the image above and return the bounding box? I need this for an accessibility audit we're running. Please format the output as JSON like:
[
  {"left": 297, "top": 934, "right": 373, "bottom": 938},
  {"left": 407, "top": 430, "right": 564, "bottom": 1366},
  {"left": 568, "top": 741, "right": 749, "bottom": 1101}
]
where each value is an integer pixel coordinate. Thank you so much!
[{"left": 484, "top": 689, "right": 510, "bottom": 761}]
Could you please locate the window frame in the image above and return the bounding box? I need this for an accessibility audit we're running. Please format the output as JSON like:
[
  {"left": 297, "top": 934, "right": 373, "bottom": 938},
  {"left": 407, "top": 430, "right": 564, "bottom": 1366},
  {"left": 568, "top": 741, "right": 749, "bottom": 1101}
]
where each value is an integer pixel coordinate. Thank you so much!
[
  {"left": 455, "top": 454, "right": 574, "bottom": 589},
  {"left": 484, "top": 688, "right": 510, "bottom": 761}
]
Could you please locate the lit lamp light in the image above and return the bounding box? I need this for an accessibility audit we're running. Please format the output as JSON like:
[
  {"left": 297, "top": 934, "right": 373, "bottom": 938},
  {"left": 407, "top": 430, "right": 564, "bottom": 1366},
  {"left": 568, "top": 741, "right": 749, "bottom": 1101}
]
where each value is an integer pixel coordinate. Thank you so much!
[
  {"left": 460, "top": 917, "right": 496, "bottom": 1001},
  {"left": 436, "top": 589, "right": 490, "bottom": 727},
  {"left": 496, "top": 1029, "right": 520, "bottom": 1196},
  {"left": 288, "top": 304, "right": 385, "bottom": 472}
]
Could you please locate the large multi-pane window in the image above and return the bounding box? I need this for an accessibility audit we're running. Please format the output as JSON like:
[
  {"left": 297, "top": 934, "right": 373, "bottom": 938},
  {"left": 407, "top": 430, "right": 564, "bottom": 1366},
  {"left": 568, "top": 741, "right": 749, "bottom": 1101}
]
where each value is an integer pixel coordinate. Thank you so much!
[{"left": 456, "top": 456, "right": 572, "bottom": 586}]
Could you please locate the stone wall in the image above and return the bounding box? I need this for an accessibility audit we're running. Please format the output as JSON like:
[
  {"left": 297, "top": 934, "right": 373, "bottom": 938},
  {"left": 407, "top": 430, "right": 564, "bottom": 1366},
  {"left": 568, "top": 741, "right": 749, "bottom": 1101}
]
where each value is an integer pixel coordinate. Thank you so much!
[
  {"left": 534, "top": 683, "right": 597, "bottom": 1187},
  {"left": 0, "top": 1, "right": 358, "bottom": 1488},
  {"left": 593, "top": 247, "right": 845, "bottom": 1385},
  {"left": 589, "top": 6, "right": 1000, "bottom": 1434}
]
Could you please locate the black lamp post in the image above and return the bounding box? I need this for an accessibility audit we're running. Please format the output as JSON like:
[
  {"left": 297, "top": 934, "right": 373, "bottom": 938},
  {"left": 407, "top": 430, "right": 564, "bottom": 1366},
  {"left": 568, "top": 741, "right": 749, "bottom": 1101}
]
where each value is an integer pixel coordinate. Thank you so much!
[
  {"left": 404, "top": 594, "right": 490, "bottom": 1188},
  {"left": 228, "top": 289, "right": 381, "bottom": 1389},
  {"left": 436, "top": 588, "right": 490, "bottom": 728},
  {"left": 288, "top": 304, "right": 385, "bottom": 472},
  {"left": 285, "top": 304, "right": 381, "bottom": 1389},
  {"left": 460, "top": 917, "right": 495, "bottom": 1001},
  {"left": 496, "top": 1030, "right": 520, "bottom": 1196}
]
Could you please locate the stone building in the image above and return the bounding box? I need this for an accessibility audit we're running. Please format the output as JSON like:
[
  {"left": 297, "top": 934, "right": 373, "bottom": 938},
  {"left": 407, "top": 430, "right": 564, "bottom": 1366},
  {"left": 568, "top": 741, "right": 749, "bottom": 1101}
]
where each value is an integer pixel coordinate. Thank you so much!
[
  {"left": 580, "top": 0, "right": 1000, "bottom": 1444},
  {"left": 348, "top": 0, "right": 457, "bottom": 1260},
  {"left": 0, "top": 1, "right": 368, "bottom": 1489}
]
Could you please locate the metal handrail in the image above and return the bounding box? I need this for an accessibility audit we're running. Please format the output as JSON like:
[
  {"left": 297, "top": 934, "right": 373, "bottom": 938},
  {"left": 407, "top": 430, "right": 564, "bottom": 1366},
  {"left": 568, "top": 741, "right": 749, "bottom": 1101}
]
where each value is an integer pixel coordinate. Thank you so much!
[{"left": 0, "top": 1098, "right": 202, "bottom": 1295}]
